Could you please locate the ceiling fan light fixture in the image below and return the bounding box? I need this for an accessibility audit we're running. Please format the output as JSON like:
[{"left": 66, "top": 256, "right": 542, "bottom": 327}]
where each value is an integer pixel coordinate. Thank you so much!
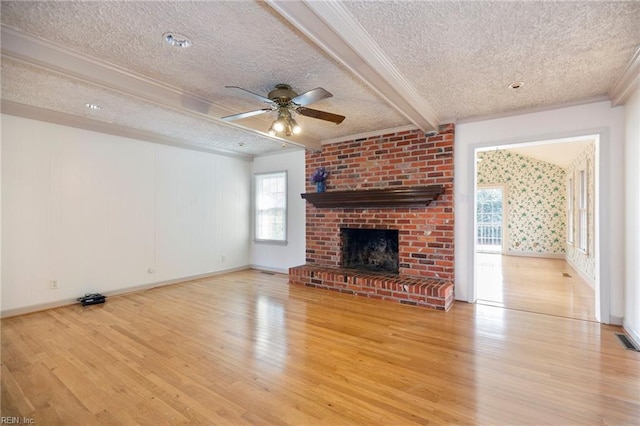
[
  {"left": 289, "top": 117, "right": 301, "bottom": 135},
  {"left": 273, "top": 120, "right": 285, "bottom": 132},
  {"left": 223, "top": 84, "right": 345, "bottom": 137},
  {"left": 270, "top": 108, "right": 299, "bottom": 136}
]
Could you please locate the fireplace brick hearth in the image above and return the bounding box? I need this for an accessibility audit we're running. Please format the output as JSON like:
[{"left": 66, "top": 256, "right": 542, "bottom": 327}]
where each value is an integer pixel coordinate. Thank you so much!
[
  {"left": 290, "top": 265, "right": 454, "bottom": 310},
  {"left": 289, "top": 124, "right": 455, "bottom": 311}
]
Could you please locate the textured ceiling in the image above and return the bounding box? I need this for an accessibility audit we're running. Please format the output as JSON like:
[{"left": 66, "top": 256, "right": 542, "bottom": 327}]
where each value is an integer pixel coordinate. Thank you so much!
[
  {"left": 345, "top": 1, "right": 640, "bottom": 121},
  {"left": 1, "top": 1, "right": 638, "bottom": 157}
]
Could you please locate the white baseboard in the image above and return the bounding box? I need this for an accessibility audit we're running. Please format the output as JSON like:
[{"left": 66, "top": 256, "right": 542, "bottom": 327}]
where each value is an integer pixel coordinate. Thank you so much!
[
  {"left": 249, "top": 264, "right": 290, "bottom": 275},
  {"left": 0, "top": 297, "right": 80, "bottom": 319},
  {"left": 505, "top": 251, "right": 565, "bottom": 259},
  {"left": 565, "top": 257, "right": 596, "bottom": 289},
  {"left": 623, "top": 320, "right": 640, "bottom": 348},
  {"left": 1, "top": 265, "right": 250, "bottom": 319},
  {"left": 609, "top": 315, "right": 623, "bottom": 326}
]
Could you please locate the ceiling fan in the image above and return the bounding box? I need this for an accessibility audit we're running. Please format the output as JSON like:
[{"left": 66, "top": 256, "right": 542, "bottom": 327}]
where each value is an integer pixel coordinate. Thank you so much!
[{"left": 221, "top": 84, "right": 345, "bottom": 137}]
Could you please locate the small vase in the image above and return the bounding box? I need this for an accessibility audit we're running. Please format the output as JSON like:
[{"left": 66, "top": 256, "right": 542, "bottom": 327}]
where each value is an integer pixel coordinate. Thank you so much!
[{"left": 316, "top": 181, "right": 326, "bottom": 193}]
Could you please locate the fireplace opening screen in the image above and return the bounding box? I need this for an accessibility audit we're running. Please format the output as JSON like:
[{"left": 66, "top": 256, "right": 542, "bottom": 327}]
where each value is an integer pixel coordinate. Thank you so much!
[{"left": 341, "top": 228, "right": 399, "bottom": 273}]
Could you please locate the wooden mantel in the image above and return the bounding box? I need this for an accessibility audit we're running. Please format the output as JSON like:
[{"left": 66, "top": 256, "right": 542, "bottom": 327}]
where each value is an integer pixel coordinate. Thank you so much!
[{"left": 300, "top": 185, "right": 444, "bottom": 208}]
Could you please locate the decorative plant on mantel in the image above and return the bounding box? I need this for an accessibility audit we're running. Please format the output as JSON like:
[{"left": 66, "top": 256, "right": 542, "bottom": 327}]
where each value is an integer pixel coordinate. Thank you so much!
[{"left": 310, "top": 166, "right": 329, "bottom": 193}]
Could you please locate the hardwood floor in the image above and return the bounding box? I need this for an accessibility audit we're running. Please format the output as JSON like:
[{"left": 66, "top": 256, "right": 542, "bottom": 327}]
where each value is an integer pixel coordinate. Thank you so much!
[
  {"left": 2, "top": 269, "right": 638, "bottom": 425},
  {"left": 477, "top": 253, "right": 597, "bottom": 321}
]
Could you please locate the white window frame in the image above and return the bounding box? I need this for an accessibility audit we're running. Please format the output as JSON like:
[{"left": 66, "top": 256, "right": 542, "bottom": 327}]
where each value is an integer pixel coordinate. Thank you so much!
[
  {"left": 475, "top": 185, "right": 508, "bottom": 254},
  {"left": 254, "top": 171, "right": 288, "bottom": 245},
  {"left": 567, "top": 176, "right": 574, "bottom": 245},
  {"left": 578, "top": 167, "right": 588, "bottom": 253}
]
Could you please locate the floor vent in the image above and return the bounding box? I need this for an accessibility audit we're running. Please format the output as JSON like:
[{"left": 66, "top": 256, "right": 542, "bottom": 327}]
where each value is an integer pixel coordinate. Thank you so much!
[
  {"left": 615, "top": 333, "right": 640, "bottom": 351},
  {"left": 261, "top": 271, "right": 275, "bottom": 275},
  {"left": 562, "top": 272, "right": 572, "bottom": 278}
]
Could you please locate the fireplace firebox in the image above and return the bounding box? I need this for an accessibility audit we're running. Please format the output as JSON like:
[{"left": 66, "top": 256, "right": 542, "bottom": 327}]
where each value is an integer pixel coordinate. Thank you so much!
[{"left": 341, "top": 228, "right": 399, "bottom": 274}]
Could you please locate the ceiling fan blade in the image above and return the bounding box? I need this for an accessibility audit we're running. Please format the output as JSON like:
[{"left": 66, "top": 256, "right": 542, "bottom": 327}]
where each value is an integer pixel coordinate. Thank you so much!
[
  {"left": 291, "top": 87, "right": 332, "bottom": 107},
  {"left": 221, "top": 108, "right": 272, "bottom": 122},
  {"left": 225, "top": 86, "right": 275, "bottom": 106},
  {"left": 297, "top": 107, "right": 345, "bottom": 124}
]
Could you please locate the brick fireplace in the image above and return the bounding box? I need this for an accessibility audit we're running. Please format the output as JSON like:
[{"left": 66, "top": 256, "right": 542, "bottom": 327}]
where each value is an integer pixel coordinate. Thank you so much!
[{"left": 289, "top": 124, "right": 455, "bottom": 310}]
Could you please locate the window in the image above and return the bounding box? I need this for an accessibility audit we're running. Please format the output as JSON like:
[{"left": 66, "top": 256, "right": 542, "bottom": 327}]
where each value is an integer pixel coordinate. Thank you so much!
[
  {"left": 255, "top": 171, "right": 287, "bottom": 243},
  {"left": 578, "top": 168, "right": 588, "bottom": 252},
  {"left": 567, "top": 177, "right": 574, "bottom": 244},
  {"left": 476, "top": 186, "right": 505, "bottom": 253}
]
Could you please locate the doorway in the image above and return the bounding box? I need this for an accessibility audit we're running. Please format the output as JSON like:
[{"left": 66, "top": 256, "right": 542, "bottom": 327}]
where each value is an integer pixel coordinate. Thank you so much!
[{"left": 474, "top": 138, "right": 598, "bottom": 322}]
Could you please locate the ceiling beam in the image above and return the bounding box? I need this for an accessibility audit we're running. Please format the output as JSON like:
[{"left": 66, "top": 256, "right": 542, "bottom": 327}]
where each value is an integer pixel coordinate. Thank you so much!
[
  {"left": 266, "top": 0, "right": 439, "bottom": 132},
  {"left": 0, "top": 26, "right": 321, "bottom": 151}
]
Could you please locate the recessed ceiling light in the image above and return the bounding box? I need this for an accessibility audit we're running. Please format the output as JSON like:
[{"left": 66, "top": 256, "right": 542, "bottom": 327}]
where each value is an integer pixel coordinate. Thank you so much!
[
  {"left": 84, "top": 103, "right": 102, "bottom": 110},
  {"left": 163, "top": 32, "right": 192, "bottom": 48},
  {"left": 508, "top": 81, "right": 525, "bottom": 90}
]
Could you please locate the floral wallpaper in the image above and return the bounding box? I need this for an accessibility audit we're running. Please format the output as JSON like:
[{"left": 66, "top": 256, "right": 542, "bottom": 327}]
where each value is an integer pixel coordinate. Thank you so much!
[
  {"left": 565, "top": 143, "right": 595, "bottom": 280},
  {"left": 477, "top": 150, "right": 566, "bottom": 255}
]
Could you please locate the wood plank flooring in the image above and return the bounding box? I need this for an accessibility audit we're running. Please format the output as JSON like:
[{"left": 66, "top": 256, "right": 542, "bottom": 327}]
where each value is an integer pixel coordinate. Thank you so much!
[
  {"left": 477, "top": 254, "right": 597, "bottom": 321},
  {"left": 2, "top": 269, "right": 638, "bottom": 425}
]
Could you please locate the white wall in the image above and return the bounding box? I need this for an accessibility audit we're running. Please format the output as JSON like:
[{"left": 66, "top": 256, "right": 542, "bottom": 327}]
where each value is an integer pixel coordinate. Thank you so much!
[
  {"left": 250, "top": 149, "right": 306, "bottom": 273},
  {"left": 0, "top": 114, "right": 2, "bottom": 313},
  {"left": 455, "top": 101, "right": 625, "bottom": 324},
  {"left": 624, "top": 86, "right": 640, "bottom": 344},
  {"left": 1, "top": 115, "right": 251, "bottom": 315}
]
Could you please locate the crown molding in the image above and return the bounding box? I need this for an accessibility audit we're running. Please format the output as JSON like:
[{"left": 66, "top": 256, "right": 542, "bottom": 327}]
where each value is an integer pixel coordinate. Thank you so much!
[
  {"left": 1, "top": 100, "right": 254, "bottom": 161},
  {"left": 609, "top": 46, "right": 640, "bottom": 107},
  {"left": 266, "top": 0, "right": 439, "bottom": 133},
  {"left": 455, "top": 95, "right": 610, "bottom": 125}
]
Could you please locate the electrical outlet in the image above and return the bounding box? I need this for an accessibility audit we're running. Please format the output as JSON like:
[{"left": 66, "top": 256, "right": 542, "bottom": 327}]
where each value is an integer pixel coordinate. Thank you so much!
[
  {"left": 221, "top": 255, "right": 226, "bottom": 262},
  {"left": 50, "top": 280, "right": 59, "bottom": 290}
]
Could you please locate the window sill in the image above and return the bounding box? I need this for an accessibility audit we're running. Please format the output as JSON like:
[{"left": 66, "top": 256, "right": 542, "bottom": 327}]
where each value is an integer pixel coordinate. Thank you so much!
[{"left": 254, "top": 239, "right": 288, "bottom": 246}]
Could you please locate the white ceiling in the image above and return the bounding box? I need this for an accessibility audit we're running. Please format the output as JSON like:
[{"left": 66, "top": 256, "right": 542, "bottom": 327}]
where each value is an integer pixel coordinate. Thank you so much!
[
  {"left": 1, "top": 1, "right": 639, "bottom": 158},
  {"left": 479, "top": 137, "right": 595, "bottom": 169}
]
